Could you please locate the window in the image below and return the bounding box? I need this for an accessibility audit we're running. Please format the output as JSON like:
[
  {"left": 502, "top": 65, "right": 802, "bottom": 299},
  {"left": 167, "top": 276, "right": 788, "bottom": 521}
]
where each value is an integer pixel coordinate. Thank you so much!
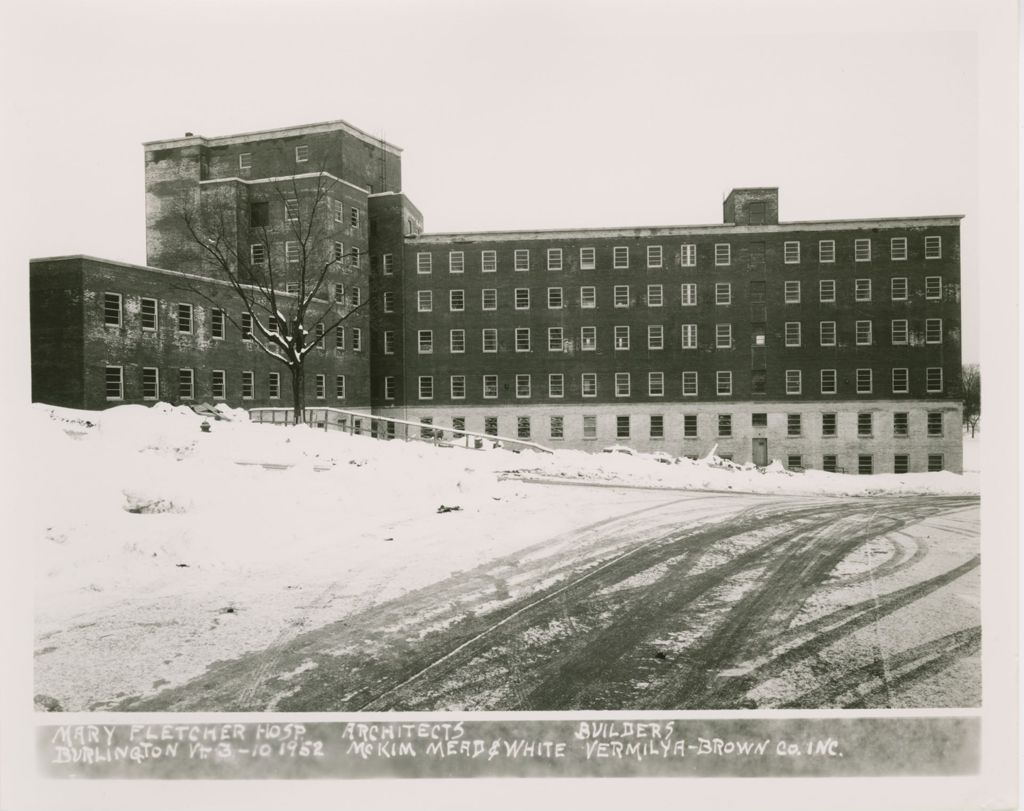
[
  {"left": 549, "top": 374, "right": 564, "bottom": 398},
  {"left": 681, "top": 283, "right": 697, "bottom": 306},
  {"left": 784, "top": 281, "right": 801, "bottom": 304},
  {"left": 350, "top": 287, "right": 361, "bottom": 307},
  {"left": 785, "top": 322, "right": 801, "bottom": 347},
  {"left": 615, "top": 373, "right": 631, "bottom": 397},
  {"left": 450, "top": 289, "right": 465, "bottom": 312},
  {"left": 547, "top": 248, "right": 563, "bottom": 271},
  {"left": 855, "top": 320, "right": 872, "bottom": 346},
  {"left": 749, "top": 412, "right": 767, "bottom": 428},
  {"left": 418, "top": 376, "right": 433, "bottom": 400},
  {"left": 482, "top": 375, "right": 498, "bottom": 399},
  {"left": 718, "top": 414, "right": 732, "bottom": 437},
  {"left": 579, "top": 247, "right": 596, "bottom": 270},
  {"left": 647, "top": 284, "right": 664, "bottom": 307},
  {"left": 547, "top": 327, "right": 564, "bottom": 352},
  {"left": 238, "top": 152, "right": 252, "bottom": 170},
  {"left": 515, "top": 417, "right": 531, "bottom": 439},
  {"left": 482, "top": 288, "right": 497, "bottom": 310},
  {"left": 514, "top": 249, "right": 530, "bottom": 271},
  {"left": 548, "top": 287, "right": 564, "bottom": 309},
  {"left": 311, "top": 321, "right": 323, "bottom": 350},
  {"left": 858, "top": 455, "right": 874, "bottom": 475},
  {"left": 716, "top": 371, "right": 732, "bottom": 396},
  {"left": 823, "top": 455, "right": 838, "bottom": 473},
  {"left": 381, "top": 330, "right": 395, "bottom": 355},
  {"left": 714, "top": 243, "right": 731, "bottom": 266},
  {"left": 379, "top": 292, "right": 394, "bottom": 315},
  {"left": 105, "top": 366, "right": 123, "bottom": 400},
  {"left": 580, "top": 286, "right": 596, "bottom": 308},
  {"left": 514, "top": 374, "right": 532, "bottom": 398},
  {"left": 787, "top": 455, "right": 803, "bottom": 470},
  {"left": 449, "top": 251, "right": 465, "bottom": 274},
  {"left": 891, "top": 320, "right": 909, "bottom": 345},
  {"left": 616, "top": 415, "right": 630, "bottom": 439},
  {"left": 820, "top": 321, "right": 837, "bottom": 346},
  {"left": 578, "top": 414, "right": 595, "bottom": 439},
  {"left": 284, "top": 199, "right": 299, "bottom": 222},
  {"left": 681, "top": 324, "right": 698, "bottom": 349},
  {"left": 294, "top": 145, "right": 309, "bottom": 163},
  {"left": 248, "top": 201, "right": 270, "bottom": 227},
  {"left": 515, "top": 327, "right": 531, "bottom": 352},
  {"left": 649, "top": 372, "right": 665, "bottom": 397},
  {"left": 683, "top": 414, "right": 698, "bottom": 437},
  {"left": 580, "top": 326, "right": 597, "bottom": 351},
  {"left": 333, "top": 284, "right": 346, "bottom": 304},
  {"left": 142, "top": 367, "right": 160, "bottom": 401},
  {"left": 417, "top": 253, "right": 432, "bottom": 274},
  {"left": 894, "top": 455, "right": 910, "bottom": 474},
  {"left": 383, "top": 376, "right": 395, "bottom": 400},
  {"left": 891, "top": 277, "right": 908, "bottom": 301},
  {"left": 751, "top": 369, "right": 766, "bottom": 394},
  {"left": 928, "top": 454, "right": 944, "bottom": 472},
  {"left": 854, "top": 238, "right": 871, "bottom": 262},
  {"left": 382, "top": 254, "right": 394, "bottom": 275},
  {"left": 482, "top": 329, "right": 498, "bottom": 353},
  {"left": 819, "top": 240, "right": 836, "bottom": 263},
  {"left": 177, "top": 303, "right": 193, "bottom": 333},
  {"left": 331, "top": 374, "right": 344, "bottom": 400},
  {"left": 925, "top": 236, "right": 942, "bottom": 259},
  {"left": 890, "top": 237, "right": 908, "bottom": 261},
  {"left": 784, "top": 241, "right": 801, "bottom": 264},
  {"left": 140, "top": 297, "right": 157, "bottom": 331},
  {"left": 786, "top": 369, "right": 802, "bottom": 395},
  {"left": 417, "top": 290, "right": 433, "bottom": 312},
  {"left": 715, "top": 323, "right": 732, "bottom": 349},
  {"left": 268, "top": 314, "right": 280, "bottom": 334},
  {"left": 241, "top": 370, "right": 255, "bottom": 400},
  {"left": 450, "top": 375, "right": 466, "bottom": 399},
  {"left": 819, "top": 280, "right": 836, "bottom": 303},
  {"left": 418, "top": 330, "right": 433, "bottom": 354},
  {"left": 648, "top": 324, "right": 664, "bottom": 350},
  {"left": 613, "top": 246, "right": 629, "bottom": 269},
  {"left": 787, "top": 414, "right": 802, "bottom": 436},
  {"left": 335, "top": 326, "right": 345, "bottom": 353},
  {"left": 858, "top": 412, "right": 873, "bottom": 437},
  {"left": 820, "top": 369, "right": 837, "bottom": 394},
  {"left": 925, "top": 276, "right": 943, "bottom": 300},
  {"left": 716, "top": 283, "right": 732, "bottom": 305},
  {"left": 478, "top": 250, "right": 497, "bottom": 273},
  {"left": 331, "top": 241, "right": 345, "bottom": 263},
  {"left": 333, "top": 199, "right": 344, "bottom": 223},
  {"left": 856, "top": 368, "right": 873, "bottom": 394},
  {"left": 927, "top": 411, "right": 944, "bottom": 437},
  {"left": 682, "top": 371, "right": 698, "bottom": 397},
  {"left": 581, "top": 373, "right": 597, "bottom": 397},
  {"left": 925, "top": 318, "right": 943, "bottom": 344},
  {"left": 267, "top": 372, "right": 280, "bottom": 400},
  {"left": 514, "top": 288, "right": 530, "bottom": 310},
  {"left": 647, "top": 245, "right": 663, "bottom": 268},
  {"left": 894, "top": 412, "right": 909, "bottom": 437},
  {"left": 419, "top": 418, "right": 434, "bottom": 440},
  {"left": 614, "top": 325, "right": 630, "bottom": 350},
  {"left": 485, "top": 416, "right": 499, "bottom": 436},
  {"left": 855, "top": 279, "right": 872, "bottom": 302},
  {"left": 103, "top": 293, "right": 122, "bottom": 327},
  {"left": 285, "top": 241, "right": 300, "bottom": 263},
  {"left": 347, "top": 206, "right": 360, "bottom": 230},
  {"left": 449, "top": 329, "right": 466, "bottom": 354},
  {"left": 178, "top": 368, "right": 194, "bottom": 400},
  {"left": 250, "top": 243, "right": 267, "bottom": 266},
  {"left": 822, "top": 413, "right": 837, "bottom": 437},
  {"left": 613, "top": 285, "right": 630, "bottom": 307},
  {"left": 926, "top": 367, "right": 944, "bottom": 393},
  {"left": 241, "top": 312, "right": 253, "bottom": 341},
  {"left": 680, "top": 243, "right": 697, "bottom": 267},
  {"left": 285, "top": 282, "right": 300, "bottom": 295},
  {"left": 751, "top": 324, "right": 766, "bottom": 347}
]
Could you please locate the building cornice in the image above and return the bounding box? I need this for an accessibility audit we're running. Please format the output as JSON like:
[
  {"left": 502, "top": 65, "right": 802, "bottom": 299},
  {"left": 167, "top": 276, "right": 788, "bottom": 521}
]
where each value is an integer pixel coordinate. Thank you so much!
[
  {"left": 143, "top": 119, "right": 402, "bottom": 156},
  {"left": 199, "top": 171, "right": 370, "bottom": 195}
]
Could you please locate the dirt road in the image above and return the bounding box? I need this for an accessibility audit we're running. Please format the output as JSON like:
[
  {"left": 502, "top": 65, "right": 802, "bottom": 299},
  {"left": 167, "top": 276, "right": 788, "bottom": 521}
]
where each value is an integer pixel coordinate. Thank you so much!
[{"left": 115, "top": 487, "right": 980, "bottom": 712}]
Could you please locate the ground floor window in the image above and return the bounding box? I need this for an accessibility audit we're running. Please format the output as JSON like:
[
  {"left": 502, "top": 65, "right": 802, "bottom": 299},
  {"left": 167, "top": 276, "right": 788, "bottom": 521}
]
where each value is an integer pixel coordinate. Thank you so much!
[
  {"left": 550, "top": 416, "right": 564, "bottom": 439},
  {"left": 518, "top": 416, "right": 531, "bottom": 439},
  {"left": 683, "top": 414, "right": 697, "bottom": 437},
  {"left": 718, "top": 414, "right": 732, "bottom": 437},
  {"left": 583, "top": 415, "right": 597, "bottom": 439},
  {"left": 787, "top": 455, "right": 802, "bottom": 470},
  {"left": 178, "top": 368, "right": 194, "bottom": 400},
  {"left": 484, "top": 416, "right": 498, "bottom": 436},
  {"left": 105, "top": 366, "right": 123, "bottom": 400},
  {"left": 894, "top": 454, "right": 909, "bottom": 474},
  {"left": 927, "top": 454, "right": 944, "bottom": 472},
  {"left": 142, "top": 367, "right": 159, "bottom": 401},
  {"left": 858, "top": 454, "right": 873, "bottom": 475},
  {"left": 452, "top": 416, "right": 465, "bottom": 436},
  {"left": 420, "top": 417, "right": 434, "bottom": 439},
  {"left": 616, "top": 415, "right": 630, "bottom": 440},
  {"left": 650, "top": 415, "right": 664, "bottom": 439},
  {"left": 822, "top": 454, "right": 838, "bottom": 473}
]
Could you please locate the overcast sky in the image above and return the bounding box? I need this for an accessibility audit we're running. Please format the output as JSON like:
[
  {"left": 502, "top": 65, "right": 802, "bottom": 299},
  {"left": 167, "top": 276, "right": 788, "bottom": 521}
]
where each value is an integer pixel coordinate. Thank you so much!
[{"left": 2, "top": 0, "right": 992, "bottom": 362}]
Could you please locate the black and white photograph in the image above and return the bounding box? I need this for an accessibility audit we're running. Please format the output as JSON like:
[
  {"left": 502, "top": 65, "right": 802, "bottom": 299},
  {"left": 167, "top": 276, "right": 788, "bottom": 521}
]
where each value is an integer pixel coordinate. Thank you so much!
[{"left": 0, "top": 0, "right": 1017, "bottom": 808}]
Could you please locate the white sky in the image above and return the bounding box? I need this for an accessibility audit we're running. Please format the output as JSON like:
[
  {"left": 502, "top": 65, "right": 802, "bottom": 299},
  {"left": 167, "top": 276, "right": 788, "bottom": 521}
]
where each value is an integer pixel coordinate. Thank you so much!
[{"left": 0, "top": 0, "right": 999, "bottom": 363}]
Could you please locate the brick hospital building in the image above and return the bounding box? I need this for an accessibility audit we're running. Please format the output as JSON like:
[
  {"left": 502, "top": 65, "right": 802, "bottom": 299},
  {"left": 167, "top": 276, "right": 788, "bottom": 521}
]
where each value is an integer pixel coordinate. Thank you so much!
[{"left": 30, "top": 119, "right": 964, "bottom": 473}]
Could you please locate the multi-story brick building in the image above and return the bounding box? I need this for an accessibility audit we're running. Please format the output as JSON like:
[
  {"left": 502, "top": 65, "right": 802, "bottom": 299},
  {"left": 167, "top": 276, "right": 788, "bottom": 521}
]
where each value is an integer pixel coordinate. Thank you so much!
[{"left": 29, "top": 121, "right": 964, "bottom": 472}]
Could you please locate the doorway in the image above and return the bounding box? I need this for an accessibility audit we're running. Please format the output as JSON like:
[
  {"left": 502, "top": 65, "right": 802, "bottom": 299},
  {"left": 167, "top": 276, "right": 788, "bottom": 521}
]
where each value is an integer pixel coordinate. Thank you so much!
[{"left": 752, "top": 437, "right": 768, "bottom": 467}]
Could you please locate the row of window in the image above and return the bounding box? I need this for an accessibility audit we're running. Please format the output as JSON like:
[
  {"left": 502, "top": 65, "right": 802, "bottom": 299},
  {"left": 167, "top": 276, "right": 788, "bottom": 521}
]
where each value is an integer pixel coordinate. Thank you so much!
[
  {"left": 413, "top": 236, "right": 944, "bottom": 274},
  {"left": 409, "top": 277, "right": 947, "bottom": 313},
  {"left": 248, "top": 197, "right": 362, "bottom": 230},
  {"left": 249, "top": 240, "right": 362, "bottom": 266},
  {"left": 239, "top": 144, "right": 312, "bottom": 169},
  {"left": 407, "top": 367, "right": 947, "bottom": 401},
  {"left": 104, "top": 366, "right": 348, "bottom": 402}
]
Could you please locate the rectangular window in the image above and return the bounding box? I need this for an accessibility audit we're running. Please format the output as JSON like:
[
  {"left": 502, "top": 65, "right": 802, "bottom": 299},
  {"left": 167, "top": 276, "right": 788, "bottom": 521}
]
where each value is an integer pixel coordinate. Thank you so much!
[
  {"left": 547, "top": 248, "right": 563, "bottom": 271},
  {"left": 894, "top": 455, "right": 910, "bottom": 474},
  {"left": 925, "top": 318, "right": 943, "bottom": 344},
  {"left": 382, "top": 254, "right": 394, "bottom": 275},
  {"left": 579, "top": 286, "right": 597, "bottom": 309},
  {"left": 178, "top": 368, "right": 194, "bottom": 400},
  {"left": 250, "top": 201, "right": 270, "bottom": 227},
  {"left": 718, "top": 414, "right": 732, "bottom": 437},
  {"left": 482, "top": 375, "right": 498, "bottom": 399},
  {"left": 856, "top": 368, "right": 873, "bottom": 394},
  {"left": 103, "top": 293, "right": 122, "bottom": 326},
  {"left": 613, "top": 285, "right": 629, "bottom": 307},
  {"left": 515, "top": 327, "right": 531, "bottom": 352},
  {"left": 514, "top": 249, "right": 530, "bottom": 271},
  {"left": 548, "top": 287, "right": 564, "bottom": 309},
  {"left": 417, "top": 290, "right": 433, "bottom": 312},
  {"left": 267, "top": 372, "right": 280, "bottom": 400},
  {"left": 517, "top": 417, "right": 531, "bottom": 439},
  {"left": 855, "top": 278, "right": 872, "bottom": 301},
  {"left": 891, "top": 320, "right": 909, "bottom": 345},
  {"left": 819, "top": 240, "right": 836, "bottom": 263},
  {"left": 142, "top": 367, "right": 160, "bottom": 401},
  {"left": 481, "top": 250, "right": 497, "bottom": 273},
  {"left": 716, "top": 371, "right": 732, "bottom": 396},
  {"left": 786, "top": 369, "right": 802, "bottom": 395},
  {"left": 890, "top": 237, "right": 908, "bottom": 261},
  {"left": 418, "top": 376, "right": 434, "bottom": 400},
  {"left": 332, "top": 199, "right": 344, "bottom": 223},
  {"left": 449, "top": 251, "right": 465, "bottom": 274},
  {"left": 206, "top": 308, "right": 223, "bottom": 340},
  {"left": 784, "top": 241, "right": 801, "bottom": 264},
  {"left": 379, "top": 330, "right": 394, "bottom": 355},
  {"left": 550, "top": 416, "right": 564, "bottom": 439},
  {"left": 104, "top": 366, "right": 123, "bottom": 400},
  {"left": 580, "top": 326, "right": 597, "bottom": 351},
  {"left": 515, "top": 288, "right": 530, "bottom": 310},
  {"left": 294, "top": 145, "right": 308, "bottom": 163},
  {"left": 583, "top": 415, "right": 597, "bottom": 439},
  {"left": 383, "top": 376, "right": 395, "bottom": 400},
  {"left": 549, "top": 373, "right": 564, "bottom": 398},
  {"left": 335, "top": 326, "right": 345, "bottom": 353},
  {"left": 449, "top": 329, "right": 466, "bottom": 353},
  {"left": 615, "top": 373, "right": 631, "bottom": 397},
  {"left": 714, "top": 243, "right": 731, "bottom": 266},
  {"left": 482, "top": 329, "right": 498, "bottom": 353},
  {"left": 579, "top": 247, "right": 596, "bottom": 270},
  {"left": 925, "top": 236, "right": 942, "bottom": 259},
  {"left": 926, "top": 367, "right": 944, "bottom": 393},
  {"left": 482, "top": 289, "right": 497, "bottom": 310},
  {"left": 614, "top": 325, "right": 630, "bottom": 350},
  {"left": 140, "top": 297, "right": 157, "bottom": 331},
  {"left": 285, "top": 282, "right": 300, "bottom": 295},
  {"left": 854, "top": 239, "right": 871, "bottom": 262},
  {"left": 819, "top": 280, "right": 836, "bottom": 303},
  {"left": 616, "top": 415, "right": 630, "bottom": 440},
  {"left": 823, "top": 455, "right": 838, "bottom": 473},
  {"left": 646, "top": 284, "right": 664, "bottom": 307},
  {"left": 716, "top": 283, "right": 732, "bottom": 305},
  {"left": 648, "top": 324, "right": 664, "bottom": 350},
  {"left": 894, "top": 412, "right": 909, "bottom": 436},
  {"left": 925, "top": 276, "right": 943, "bottom": 300},
  {"left": 347, "top": 327, "right": 360, "bottom": 352},
  {"left": 350, "top": 207, "right": 361, "bottom": 229},
  {"left": 784, "top": 280, "right": 801, "bottom": 304},
  {"left": 682, "top": 371, "right": 698, "bottom": 397},
  {"left": 820, "top": 321, "right": 837, "bottom": 346},
  {"left": 928, "top": 454, "right": 944, "bottom": 472},
  {"left": 284, "top": 241, "right": 300, "bottom": 263},
  {"left": 858, "top": 412, "right": 873, "bottom": 437},
  {"left": 581, "top": 373, "right": 598, "bottom": 398},
  {"left": 350, "top": 287, "right": 361, "bottom": 307},
  {"left": 752, "top": 324, "right": 766, "bottom": 347},
  {"left": 312, "top": 322, "right": 324, "bottom": 350},
  {"left": 250, "top": 243, "right": 266, "bottom": 265},
  {"left": 418, "top": 330, "right": 433, "bottom": 354},
  {"left": 547, "top": 327, "right": 564, "bottom": 352},
  {"left": 242, "top": 370, "right": 255, "bottom": 400},
  {"left": 330, "top": 374, "right": 344, "bottom": 399},
  {"left": 681, "top": 283, "right": 697, "bottom": 306},
  {"left": 856, "top": 320, "right": 872, "bottom": 346},
  {"left": 331, "top": 241, "right": 345, "bottom": 263},
  {"left": 241, "top": 312, "right": 253, "bottom": 341},
  {"left": 450, "top": 375, "right": 466, "bottom": 400},
  {"left": 680, "top": 243, "right": 697, "bottom": 267},
  {"left": 515, "top": 375, "right": 532, "bottom": 398},
  {"left": 417, "top": 253, "right": 432, "bottom": 274},
  {"left": 820, "top": 369, "right": 837, "bottom": 394},
  {"left": 651, "top": 415, "right": 665, "bottom": 440},
  {"left": 787, "top": 455, "right": 802, "bottom": 470},
  {"left": 785, "top": 322, "right": 801, "bottom": 347},
  {"left": 787, "top": 413, "right": 802, "bottom": 436},
  {"left": 484, "top": 417, "right": 498, "bottom": 436},
  {"left": 715, "top": 323, "right": 732, "bottom": 349},
  {"left": 822, "top": 413, "right": 837, "bottom": 437},
  {"left": 648, "top": 372, "right": 665, "bottom": 397},
  {"left": 334, "top": 284, "right": 346, "bottom": 305},
  {"left": 858, "top": 455, "right": 874, "bottom": 475},
  {"left": 647, "top": 245, "right": 663, "bottom": 268},
  {"left": 613, "top": 246, "right": 629, "bottom": 269},
  {"left": 238, "top": 152, "right": 252, "bottom": 170},
  {"left": 927, "top": 411, "right": 944, "bottom": 437},
  {"left": 681, "top": 324, "right": 698, "bottom": 349},
  {"left": 891, "top": 277, "right": 909, "bottom": 301},
  {"left": 419, "top": 418, "right": 434, "bottom": 440},
  {"left": 449, "top": 289, "right": 465, "bottom": 312},
  {"left": 177, "top": 303, "right": 193, "bottom": 333},
  {"left": 350, "top": 247, "right": 361, "bottom": 269},
  {"left": 683, "top": 414, "right": 697, "bottom": 437},
  {"left": 284, "top": 199, "right": 299, "bottom": 221}
]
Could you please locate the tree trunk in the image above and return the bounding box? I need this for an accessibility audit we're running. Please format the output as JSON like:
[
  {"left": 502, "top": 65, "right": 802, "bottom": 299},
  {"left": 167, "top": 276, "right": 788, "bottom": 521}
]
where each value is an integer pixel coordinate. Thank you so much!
[{"left": 290, "top": 363, "right": 305, "bottom": 425}]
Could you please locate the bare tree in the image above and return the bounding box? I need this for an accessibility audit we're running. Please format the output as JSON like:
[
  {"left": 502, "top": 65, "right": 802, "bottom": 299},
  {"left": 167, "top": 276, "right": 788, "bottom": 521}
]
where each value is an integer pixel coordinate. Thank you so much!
[
  {"left": 961, "top": 363, "right": 980, "bottom": 437},
  {"left": 178, "top": 169, "right": 366, "bottom": 424}
]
